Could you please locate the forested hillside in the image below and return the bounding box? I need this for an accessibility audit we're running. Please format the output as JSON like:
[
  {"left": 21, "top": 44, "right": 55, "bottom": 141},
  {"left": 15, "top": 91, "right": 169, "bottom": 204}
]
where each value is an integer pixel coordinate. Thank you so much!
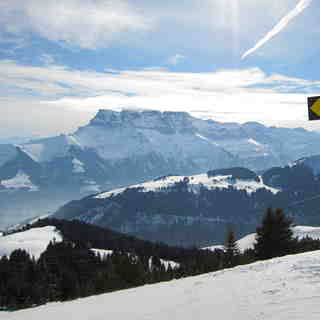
[
  {"left": 55, "top": 164, "right": 320, "bottom": 246},
  {"left": 2, "top": 211, "right": 320, "bottom": 311}
]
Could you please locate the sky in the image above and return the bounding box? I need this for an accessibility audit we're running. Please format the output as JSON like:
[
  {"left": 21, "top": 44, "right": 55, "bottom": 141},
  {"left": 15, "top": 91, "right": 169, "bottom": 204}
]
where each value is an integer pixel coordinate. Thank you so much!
[{"left": 1, "top": 0, "right": 320, "bottom": 138}]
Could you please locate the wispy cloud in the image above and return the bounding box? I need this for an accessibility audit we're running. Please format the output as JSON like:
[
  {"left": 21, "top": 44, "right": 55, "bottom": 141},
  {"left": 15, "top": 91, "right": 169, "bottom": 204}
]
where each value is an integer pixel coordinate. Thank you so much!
[
  {"left": 0, "top": 60, "right": 319, "bottom": 137},
  {"left": 4, "top": 60, "right": 317, "bottom": 100},
  {"left": 39, "top": 54, "right": 56, "bottom": 66},
  {"left": 242, "top": 0, "right": 313, "bottom": 59},
  {"left": 0, "top": 0, "right": 152, "bottom": 49},
  {"left": 1, "top": 0, "right": 300, "bottom": 55}
]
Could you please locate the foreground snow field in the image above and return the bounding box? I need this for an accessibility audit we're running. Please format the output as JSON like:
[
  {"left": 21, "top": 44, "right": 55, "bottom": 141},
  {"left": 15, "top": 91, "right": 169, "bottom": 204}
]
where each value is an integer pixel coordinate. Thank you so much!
[{"left": 2, "top": 250, "right": 320, "bottom": 320}]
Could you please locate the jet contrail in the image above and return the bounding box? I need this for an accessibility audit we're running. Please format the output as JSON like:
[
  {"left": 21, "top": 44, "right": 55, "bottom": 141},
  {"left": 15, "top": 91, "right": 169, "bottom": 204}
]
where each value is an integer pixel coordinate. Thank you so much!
[{"left": 242, "top": 0, "right": 312, "bottom": 59}]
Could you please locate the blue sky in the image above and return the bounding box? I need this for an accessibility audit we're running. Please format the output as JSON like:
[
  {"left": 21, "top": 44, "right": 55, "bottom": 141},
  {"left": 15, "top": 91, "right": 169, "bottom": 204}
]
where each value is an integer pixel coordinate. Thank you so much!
[{"left": 0, "top": 0, "right": 320, "bottom": 137}]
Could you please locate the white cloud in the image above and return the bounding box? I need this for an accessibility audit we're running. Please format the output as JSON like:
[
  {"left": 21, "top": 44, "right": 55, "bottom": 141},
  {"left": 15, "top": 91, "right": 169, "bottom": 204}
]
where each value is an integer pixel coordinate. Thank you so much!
[
  {"left": 0, "top": 0, "right": 305, "bottom": 55},
  {"left": 0, "top": 97, "right": 94, "bottom": 138},
  {"left": 242, "top": 0, "right": 313, "bottom": 59},
  {"left": 0, "top": 60, "right": 319, "bottom": 136},
  {"left": 0, "top": 0, "right": 152, "bottom": 49}
]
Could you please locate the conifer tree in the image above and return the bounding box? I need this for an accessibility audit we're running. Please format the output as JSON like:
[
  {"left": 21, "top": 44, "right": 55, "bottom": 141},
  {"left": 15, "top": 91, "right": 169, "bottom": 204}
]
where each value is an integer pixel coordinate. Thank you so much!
[
  {"left": 254, "top": 208, "right": 295, "bottom": 260},
  {"left": 224, "top": 230, "right": 240, "bottom": 268}
]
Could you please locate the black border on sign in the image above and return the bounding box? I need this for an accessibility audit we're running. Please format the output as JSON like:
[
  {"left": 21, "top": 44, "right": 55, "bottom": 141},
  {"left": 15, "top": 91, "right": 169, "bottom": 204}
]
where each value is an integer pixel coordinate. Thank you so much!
[{"left": 308, "top": 96, "right": 320, "bottom": 121}]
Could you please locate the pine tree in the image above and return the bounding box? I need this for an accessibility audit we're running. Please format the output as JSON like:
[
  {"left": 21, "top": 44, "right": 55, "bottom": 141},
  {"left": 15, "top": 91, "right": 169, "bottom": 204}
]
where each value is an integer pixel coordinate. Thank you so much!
[
  {"left": 224, "top": 230, "right": 240, "bottom": 268},
  {"left": 254, "top": 208, "right": 295, "bottom": 260}
]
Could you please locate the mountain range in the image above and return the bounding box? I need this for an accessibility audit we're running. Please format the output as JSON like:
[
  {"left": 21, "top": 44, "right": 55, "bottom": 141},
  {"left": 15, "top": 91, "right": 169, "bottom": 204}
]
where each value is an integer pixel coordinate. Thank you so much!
[{"left": 1, "top": 109, "right": 320, "bottom": 228}]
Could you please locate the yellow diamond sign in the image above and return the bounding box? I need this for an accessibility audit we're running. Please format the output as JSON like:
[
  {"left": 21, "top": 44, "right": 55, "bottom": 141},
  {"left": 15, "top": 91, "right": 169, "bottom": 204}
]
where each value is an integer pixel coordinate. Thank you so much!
[
  {"left": 308, "top": 96, "right": 320, "bottom": 121},
  {"left": 311, "top": 99, "right": 320, "bottom": 117}
]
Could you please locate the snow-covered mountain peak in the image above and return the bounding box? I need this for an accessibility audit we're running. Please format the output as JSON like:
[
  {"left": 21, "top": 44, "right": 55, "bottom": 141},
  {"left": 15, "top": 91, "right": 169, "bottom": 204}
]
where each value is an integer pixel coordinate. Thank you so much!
[
  {"left": 21, "top": 134, "right": 82, "bottom": 163},
  {"left": 90, "top": 109, "right": 127, "bottom": 127},
  {"left": 89, "top": 109, "right": 194, "bottom": 133}
]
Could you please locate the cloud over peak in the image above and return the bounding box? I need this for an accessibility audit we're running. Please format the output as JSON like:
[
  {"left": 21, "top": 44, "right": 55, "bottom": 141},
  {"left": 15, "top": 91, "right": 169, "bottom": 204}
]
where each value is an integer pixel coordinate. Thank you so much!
[{"left": 1, "top": 59, "right": 319, "bottom": 136}]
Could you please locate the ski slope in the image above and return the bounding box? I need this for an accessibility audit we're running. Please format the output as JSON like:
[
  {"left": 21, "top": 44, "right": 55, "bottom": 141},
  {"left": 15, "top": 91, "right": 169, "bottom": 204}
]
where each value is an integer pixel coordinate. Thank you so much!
[{"left": 2, "top": 250, "right": 320, "bottom": 319}]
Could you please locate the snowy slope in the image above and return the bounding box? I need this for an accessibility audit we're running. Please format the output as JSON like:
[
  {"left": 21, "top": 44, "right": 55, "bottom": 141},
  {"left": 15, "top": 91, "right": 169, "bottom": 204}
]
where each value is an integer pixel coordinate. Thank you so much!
[
  {"left": 18, "top": 110, "right": 320, "bottom": 171},
  {"left": 0, "top": 226, "right": 62, "bottom": 259},
  {"left": 0, "top": 229, "right": 180, "bottom": 270},
  {"left": 21, "top": 135, "right": 79, "bottom": 163},
  {"left": 205, "top": 226, "right": 320, "bottom": 252},
  {"left": 2, "top": 251, "right": 320, "bottom": 319},
  {"left": 1, "top": 170, "right": 39, "bottom": 191},
  {"left": 96, "top": 173, "right": 279, "bottom": 199}
]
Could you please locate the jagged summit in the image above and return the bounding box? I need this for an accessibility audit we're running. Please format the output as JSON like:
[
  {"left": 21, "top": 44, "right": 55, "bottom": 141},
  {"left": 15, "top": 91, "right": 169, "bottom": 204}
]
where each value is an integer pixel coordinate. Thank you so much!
[{"left": 89, "top": 109, "right": 194, "bottom": 133}]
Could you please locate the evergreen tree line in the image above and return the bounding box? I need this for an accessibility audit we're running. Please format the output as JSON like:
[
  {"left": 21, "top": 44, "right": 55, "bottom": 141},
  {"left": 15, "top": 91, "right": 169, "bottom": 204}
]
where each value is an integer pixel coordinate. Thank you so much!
[
  {"left": 223, "top": 207, "right": 320, "bottom": 268},
  {"left": 0, "top": 242, "right": 183, "bottom": 310},
  {"left": 0, "top": 219, "right": 225, "bottom": 310},
  {"left": 2, "top": 210, "right": 320, "bottom": 311}
]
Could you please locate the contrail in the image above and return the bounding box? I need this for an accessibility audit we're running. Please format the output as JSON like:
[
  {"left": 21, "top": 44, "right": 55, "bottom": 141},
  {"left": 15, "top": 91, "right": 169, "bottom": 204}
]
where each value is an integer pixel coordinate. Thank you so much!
[{"left": 242, "top": 0, "right": 312, "bottom": 59}]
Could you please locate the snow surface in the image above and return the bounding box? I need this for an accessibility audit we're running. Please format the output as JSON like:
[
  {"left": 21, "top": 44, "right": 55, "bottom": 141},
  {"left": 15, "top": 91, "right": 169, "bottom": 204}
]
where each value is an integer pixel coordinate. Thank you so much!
[
  {"left": 13, "top": 110, "right": 320, "bottom": 176},
  {"left": 91, "top": 248, "right": 113, "bottom": 257},
  {"left": 72, "top": 158, "right": 85, "bottom": 173},
  {"left": 96, "top": 173, "right": 279, "bottom": 199},
  {"left": 148, "top": 257, "right": 180, "bottom": 270},
  {"left": 21, "top": 135, "right": 80, "bottom": 163},
  {"left": 195, "top": 133, "right": 220, "bottom": 146},
  {"left": 12, "top": 110, "right": 320, "bottom": 176},
  {"left": 3, "top": 250, "right": 320, "bottom": 319},
  {"left": 159, "top": 258, "right": 180, "bottom": 270},
  {"left": 19, "top": 144, "right": 43, "bottom": 162},
  {"left": 1, "top": 170, "right": 39, "bottom": 191},
  {"left": 205, "top": 226, "right": 320, "bottom": 252},
  {"left": 0, "top": 231, "right": 179, "bottom": 271},
  {"left": 5, "top": 214, "right": 52, "bottom": 233},
  {"left": 66, "top": 135, "right": 83, "bottom": 149},
  {"left": 91, "top": 249, "right": 179, "bottom": 270},
  {"left": 0, "top": 226, "right": 62, "bottom": 259},
  {"left": 247, "top": 138, "right": 262, "bottom": 146}
]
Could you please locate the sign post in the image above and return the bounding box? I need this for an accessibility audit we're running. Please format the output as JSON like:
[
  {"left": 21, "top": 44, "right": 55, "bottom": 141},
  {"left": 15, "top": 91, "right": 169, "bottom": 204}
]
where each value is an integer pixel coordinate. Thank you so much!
[{"left": 308, "top": 96, "right": 320, "bottom": 121}]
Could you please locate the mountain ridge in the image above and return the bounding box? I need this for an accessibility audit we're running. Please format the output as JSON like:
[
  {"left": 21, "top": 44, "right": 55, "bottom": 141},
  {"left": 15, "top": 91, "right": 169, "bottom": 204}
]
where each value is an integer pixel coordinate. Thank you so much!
[
  {"left": 1, "top": 109, "right": 320, "bottom": 228},
  {"left": 53, "top": 163, "right": 320, "bottom": 246}
]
